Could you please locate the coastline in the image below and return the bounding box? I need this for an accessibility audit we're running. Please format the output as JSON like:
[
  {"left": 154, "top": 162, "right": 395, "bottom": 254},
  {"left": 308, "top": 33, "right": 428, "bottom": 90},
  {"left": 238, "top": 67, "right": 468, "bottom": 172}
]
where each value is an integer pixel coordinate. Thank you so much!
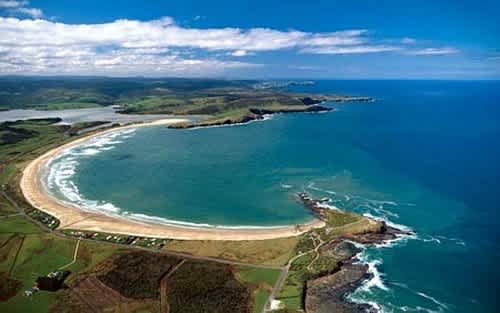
[{"left": 20, "top": 118, "right": 326, "bottom": 241}]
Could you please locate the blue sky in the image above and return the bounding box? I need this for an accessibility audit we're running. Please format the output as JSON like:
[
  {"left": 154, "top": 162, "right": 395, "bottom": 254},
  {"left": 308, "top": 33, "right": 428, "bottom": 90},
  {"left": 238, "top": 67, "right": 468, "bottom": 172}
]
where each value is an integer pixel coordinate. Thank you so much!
[{"left": 0, "top": 0, "right": 498, "bottom": 79}]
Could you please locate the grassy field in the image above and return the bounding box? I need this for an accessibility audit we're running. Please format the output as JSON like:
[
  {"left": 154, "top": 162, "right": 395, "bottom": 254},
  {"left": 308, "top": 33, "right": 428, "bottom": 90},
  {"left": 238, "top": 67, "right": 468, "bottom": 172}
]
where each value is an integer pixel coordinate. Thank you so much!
[
  {"left": 274, "top": 211, "right": 371, "bottom": 312},
  {"left": 163, "top": 237, "right": 298, "bottom": 266},
  {"left": 0, "top": 210, "right": 123, "bottom": 313},
  {"left": 277, "top": 252, "right": 315, "bottom": 310},
  {"left": 237, "top": 267, "right": 282, "bottom": 313},
  {"left": 254, "top": 289, "right": 271, "bottom": 313},
  {"left": 0, "top": 77, "right": 262, "bottom": 112},
  {"left": 237, "top": 267, "right": 282, "bottom": 286}
]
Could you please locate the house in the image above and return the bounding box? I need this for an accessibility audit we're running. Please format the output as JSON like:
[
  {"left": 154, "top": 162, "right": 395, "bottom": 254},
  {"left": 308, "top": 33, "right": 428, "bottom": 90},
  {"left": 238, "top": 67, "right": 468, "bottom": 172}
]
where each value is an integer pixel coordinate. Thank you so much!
[{"left": 36, "top": 270, "right": 70, "bottom": 291}]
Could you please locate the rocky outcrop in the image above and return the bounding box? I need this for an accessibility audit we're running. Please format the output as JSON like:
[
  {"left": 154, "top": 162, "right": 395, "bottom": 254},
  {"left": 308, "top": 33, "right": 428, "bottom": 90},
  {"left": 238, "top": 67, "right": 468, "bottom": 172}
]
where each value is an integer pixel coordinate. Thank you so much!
[
  {"left": 297, "top": 193, "right": 413, "bottom": 313},
  {"left": 304, "top": 228, "right": 412, "bottom": 313},
  {"left": 169, "top": 105, "right": 332, "bottom": 129},
  {"left": 249, "top": 105, "right": 332, "bottom": 115},
  {"left": 325, "top": 241, "right": 362, "bottom": 261},
  {"left": 168, "top": 112, "right": 263, "bottom": 129},
  {"left": 296, "top": 192, "right": 332, "bottom": 219},
  {"left": 345, "top": 224, "right": 413, "bottom": 244},
  {"left": 305, "top": 263, "right": 376, "bottom": 313},
  {"left": 330, "top": 96, "right": 373, "bottom": 102},
  {"left": 300, "top": 97, "right": 323, "bottom": 105}
]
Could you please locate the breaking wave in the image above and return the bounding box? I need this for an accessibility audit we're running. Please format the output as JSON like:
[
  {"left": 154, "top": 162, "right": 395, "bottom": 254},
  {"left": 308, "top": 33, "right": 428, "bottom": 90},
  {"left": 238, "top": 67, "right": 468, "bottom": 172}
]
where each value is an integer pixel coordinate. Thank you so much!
[
  {"left": 305, "top": 181, "right": 417, "bottom": 223},
  {"left": 347, "top": 245, "right": 386, "bottom": 313},
  {"left": 357, "top": 253, "right": 389, "bottom": 292},
  {"left": 45, "top": 128, "right": 137, "bottom": 215},
  {"left": 362, "top": 213, "right": 413, "bottom": 233},
  {"left": 319, "top": 184, "right": 418, "bottom": 313},
  {"left": 415, "top": 234, "right": 466, "bottom": 247},
  {"left": 280, "top": 183, "right": 294, "bottom": 189},
  {"left": 121, "top": 212, "right": 290, "bottom": 229},
  {"left": 345, "top": 214, "right": 451, "bottom": 313},
  {"left": 384, "top": 282, "right": 449, "bottom": 313}
]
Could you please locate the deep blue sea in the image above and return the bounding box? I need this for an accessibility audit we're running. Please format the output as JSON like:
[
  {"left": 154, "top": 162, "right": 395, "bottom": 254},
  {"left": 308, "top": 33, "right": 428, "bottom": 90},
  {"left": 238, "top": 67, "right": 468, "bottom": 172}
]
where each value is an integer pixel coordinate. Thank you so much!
[{"left": 46, "top": 80, "right": 500, "bottom": 312}]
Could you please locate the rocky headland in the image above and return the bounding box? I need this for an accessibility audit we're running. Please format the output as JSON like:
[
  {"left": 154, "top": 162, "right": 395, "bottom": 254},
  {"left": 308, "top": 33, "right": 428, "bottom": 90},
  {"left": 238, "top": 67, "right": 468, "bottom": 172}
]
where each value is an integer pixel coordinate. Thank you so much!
[
  {"left": 296, "top": 192, "right": 413, "bottom": 313},
  {"left": 168, "top": 95, "right": 373, "bottom": 129},
  {"left": 168, "top": 105, "right": 333, "bottom": 129}
]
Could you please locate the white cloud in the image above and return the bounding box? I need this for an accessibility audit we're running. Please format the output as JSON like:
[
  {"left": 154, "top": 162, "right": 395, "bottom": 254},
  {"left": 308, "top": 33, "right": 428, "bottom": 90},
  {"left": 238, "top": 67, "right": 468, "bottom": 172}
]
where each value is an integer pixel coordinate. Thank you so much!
[
  {"left": 0, "top": 16, "right": 393, "bottom": 75},
  {"left": 231, "top": 50, "right": 248, "bottom": 57},
  {"left": 301, "top": 30, "right": 367, "bottom": 46},
  {"left": 401, "top": 37, "right": 416, "bottom": 44},
  {"left": 0, "top": 15, "right": 460, "bottom": 76},
  {"left": 407, "top": 47, "right": 459, "bottom": 55},
  {"left": 0, "top": 1, "right": 27, "bottom": 8},
  {"left": 0, "top": 17, "right": 376, "bottom": 52},
  {"left": 0, "top": 0, "right": 42, "bottom": 18},
  {"left": 287, "top": 65, "right": 324, "bottom": 71},
  {"left": 300, "top": 45, "right": 401, "bottom": 54},
  {"left": 0, "top": 43, "right": 258, "bottom": 76},
  {"left": 15, "top": 6, "right": 41, "bottom": 18}
]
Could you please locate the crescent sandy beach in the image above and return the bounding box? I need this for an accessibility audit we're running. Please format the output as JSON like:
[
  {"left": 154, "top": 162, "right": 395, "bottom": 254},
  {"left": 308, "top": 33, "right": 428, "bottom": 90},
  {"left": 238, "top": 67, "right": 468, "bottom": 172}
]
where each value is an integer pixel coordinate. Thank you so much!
[{"left": 20, "top": 118, "right": 325, "bottom": 241}]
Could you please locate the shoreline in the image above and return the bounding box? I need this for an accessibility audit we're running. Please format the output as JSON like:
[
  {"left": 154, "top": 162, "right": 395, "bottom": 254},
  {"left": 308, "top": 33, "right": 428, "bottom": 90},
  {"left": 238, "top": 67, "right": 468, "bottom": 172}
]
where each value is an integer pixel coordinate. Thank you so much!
[{"left": 20, "top": 118, "right": 326, "bottom": 241}]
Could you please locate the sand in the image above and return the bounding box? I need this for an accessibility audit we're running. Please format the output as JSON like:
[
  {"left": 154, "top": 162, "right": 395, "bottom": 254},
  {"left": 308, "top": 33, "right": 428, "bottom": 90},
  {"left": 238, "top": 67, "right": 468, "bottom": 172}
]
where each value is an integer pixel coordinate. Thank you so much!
[{"left": 20, "top": 118, "right": 325, "bottom": 241}]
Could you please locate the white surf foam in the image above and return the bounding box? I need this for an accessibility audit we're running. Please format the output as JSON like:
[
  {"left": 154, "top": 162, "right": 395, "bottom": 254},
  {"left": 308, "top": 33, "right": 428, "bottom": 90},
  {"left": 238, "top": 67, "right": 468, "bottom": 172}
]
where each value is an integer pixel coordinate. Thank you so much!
[
  {"left": 417, "top": 235, "right": 442, "bottom": 244},
  {"left": 315, "top": 202, "right": 341, "bottom": 211},
  {"left": 374, "top": 234, "right": 416, "bottom": 249},
  {"left": 371, "top": 205, "right": 400, "bottom": 219},
  {"left": 346, "top": 213, "right": 416, "bottom": 312},
  {"left": 387, "top": 281, "right": 449, "bottom": 312},
  {"left": 357, "top": 254, "right": 389, "bottom": 292},
  {"left": 306, "top": 182, "right": 414, "bottom": 223},
  {"left": 306, "top": 182, "right": 337, "bottom": 195},
  {"left": 44, "top": 128, "right": 138, "bottom": 216},
  {"left": 416, "top": 292, "right": 448, "bottom": 310},
  {"left": 415, "top": 234, "right": 466, "bottom": 247},
  {"left": 123, "top": 212, "right": 292, "bottom": 229},
  {"left": 309, "top": 187, "right": 444, "bottom": 313},
  {"left": 435, "top": 235, "right": 466, "bottom": 246},
  {"left": 362, "top": 213, "right": 413, "bottom": 233},
  {"left": 385, "top": 303, "right": 443, "bottom": 313}
]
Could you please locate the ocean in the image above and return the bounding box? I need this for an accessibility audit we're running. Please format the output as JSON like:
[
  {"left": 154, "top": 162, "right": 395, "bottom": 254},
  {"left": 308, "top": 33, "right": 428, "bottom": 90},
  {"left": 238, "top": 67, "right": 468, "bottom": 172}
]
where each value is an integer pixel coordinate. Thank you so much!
[{"left": 45, "top": 80, "right": 500, "bottom": 312}]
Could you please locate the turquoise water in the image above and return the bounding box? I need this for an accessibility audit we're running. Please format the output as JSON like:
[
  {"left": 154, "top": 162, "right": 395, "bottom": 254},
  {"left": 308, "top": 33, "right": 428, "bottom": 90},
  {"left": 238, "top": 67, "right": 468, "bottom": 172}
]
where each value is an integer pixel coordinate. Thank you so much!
[{"left": 46, "top": 80, "right": 499, "bottom": 312}]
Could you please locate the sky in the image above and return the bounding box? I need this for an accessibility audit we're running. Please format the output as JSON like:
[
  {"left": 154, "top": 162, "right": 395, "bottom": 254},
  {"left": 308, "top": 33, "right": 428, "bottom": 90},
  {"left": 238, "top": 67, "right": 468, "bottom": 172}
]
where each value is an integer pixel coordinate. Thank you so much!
[{"left": 0, "top": 0, "right": 499, "bottom": 79}]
